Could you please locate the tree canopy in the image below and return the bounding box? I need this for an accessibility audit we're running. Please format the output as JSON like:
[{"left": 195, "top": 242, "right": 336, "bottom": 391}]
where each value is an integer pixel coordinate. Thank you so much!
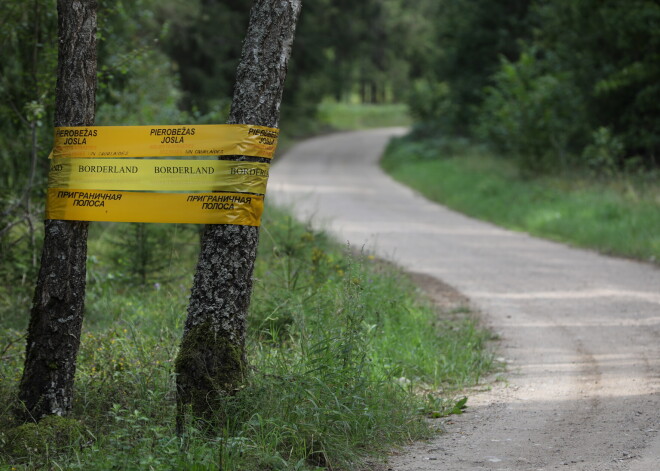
[{"left": 409, "top": 0, "right": 659, "bottom": 172}]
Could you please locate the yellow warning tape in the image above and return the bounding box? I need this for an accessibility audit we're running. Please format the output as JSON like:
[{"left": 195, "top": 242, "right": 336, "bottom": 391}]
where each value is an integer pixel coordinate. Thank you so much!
[
  {"left": 48, "top": 158, "right": 270, "bottom": 194},
  {"left": 46, "top": 189, "right": 264, "bottom": 225},
  {"left": 52, "top": 124, "right": 278, "bottom": 159}
]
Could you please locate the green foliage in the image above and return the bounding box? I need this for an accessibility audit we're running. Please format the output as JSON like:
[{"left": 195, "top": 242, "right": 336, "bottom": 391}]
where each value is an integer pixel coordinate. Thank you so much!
[
  {"left": 156, "top": 0, "right": 424, "bottom": 128},
  {"left": 383, "top": 134, "right": 660, "bottom": 263},
  {"left": 582, "top": 127, "right": 625, "bottom": 178},
  {"left": 478, "top": 52, "right": 587, "bottom": 174},
  {"left": 316, "top": 102, "right": 411, "bottom": 131},
  {"left": 157, "top": 0, "right": 244, "bottom": 114},
  {"left": 406, "top": 0, "right": 533, "bottom": 134},
  {"left": 419, "top": 396, "right": 468, "bottom": 419},
  {"left": 96, "top": 0, "right": 191, "bottom": 125},
  {"left": 106, "top": 223, "right": 196, "bottom": 285},
  {"left": 530, "top": 0, "right": 660, "bottom": 163},
  {"left": 408, "top": 0, "right": 659, "bottom": 173},
  {"left": 406, "top": 80, "right": 451, "bottom": 125},
  {"left": 0, "top": 0, "right": 57, "bottom": 284},
  {"left": 0, "top": 207, "right": 494, "bottom": 470},
  {"left": 254, "top": 208, "right": 494, "bottom": 390},
  {"left": 0, "top": 0, "right": 190, "bottom": 291}
]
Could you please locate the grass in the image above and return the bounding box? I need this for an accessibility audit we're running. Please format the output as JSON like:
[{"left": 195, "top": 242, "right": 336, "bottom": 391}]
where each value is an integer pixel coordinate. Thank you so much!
[
  {"left": 316, "top": 102, "right": 411, "bottom": 131},
  {"left": 382, "top": 133, "right": 660, "bottom": 263},
  {"left": 0, "top": 205, "right": 494, "bottom": 470},
  {"left": 276, "top": 102, "right": 410, "bottom": 158}
]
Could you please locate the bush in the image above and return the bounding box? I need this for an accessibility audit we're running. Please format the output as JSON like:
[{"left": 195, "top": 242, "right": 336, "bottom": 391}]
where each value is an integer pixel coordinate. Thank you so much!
[
  {"left": 407, "top": 79, "right": 452, "bottom": 127},
  {"left": 477, "top": 52, "right": 588, "bottom": 174},
  {"left": 582, "top": 127, "right": 625, "bottom": 177}
]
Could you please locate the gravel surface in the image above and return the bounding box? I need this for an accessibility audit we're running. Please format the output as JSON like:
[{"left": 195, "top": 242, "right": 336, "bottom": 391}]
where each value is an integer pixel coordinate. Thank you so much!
[{"left": 269, "top": 128, "right": 660, "bottom": 471}]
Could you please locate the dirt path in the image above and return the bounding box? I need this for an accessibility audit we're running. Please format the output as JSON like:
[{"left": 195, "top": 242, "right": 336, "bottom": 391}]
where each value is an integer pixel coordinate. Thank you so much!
[{"left": 268, "top": 129, "right": 660, "bottom": 471}]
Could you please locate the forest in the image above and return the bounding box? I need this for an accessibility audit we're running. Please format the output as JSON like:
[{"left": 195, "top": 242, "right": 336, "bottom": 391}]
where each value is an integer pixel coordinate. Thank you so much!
[{"left": 1, "top": 0, "right": 658, "bottom": 469}]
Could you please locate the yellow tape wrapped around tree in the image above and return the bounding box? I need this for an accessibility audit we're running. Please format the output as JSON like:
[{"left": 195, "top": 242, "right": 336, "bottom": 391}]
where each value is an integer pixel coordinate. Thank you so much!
[
  {"left": 46, "top": 123, "right": 278, "bottom": 226},
  {"left": 52, "top": 124, "right": 278, "bottom": 159},
  {"left": 46, "top": 189, "right": 264, "bottom": 225},
  {"left": 48, "top": 158, "right": 270, "bottom": 193}
]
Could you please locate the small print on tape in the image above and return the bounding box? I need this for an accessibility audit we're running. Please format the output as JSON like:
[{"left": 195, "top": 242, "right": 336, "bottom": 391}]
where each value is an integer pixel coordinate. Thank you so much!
[
  {"left": 46, "top": 189, "right": 265, "bottom": 226},
  {"left": 52, "top": 124, "right": 279, "bottom": 159}
]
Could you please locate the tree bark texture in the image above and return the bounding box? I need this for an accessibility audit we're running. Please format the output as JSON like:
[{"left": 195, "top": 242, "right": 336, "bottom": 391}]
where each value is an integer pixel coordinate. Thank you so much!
[
  {"left": 18, "top": 0, "right": 97, "bottom": 421},
  {"left": 176, "top": 0, "right": 302, "bottom": 423}
]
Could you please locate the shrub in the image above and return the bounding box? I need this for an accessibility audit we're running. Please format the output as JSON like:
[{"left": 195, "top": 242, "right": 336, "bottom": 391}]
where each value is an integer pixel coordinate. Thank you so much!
[{"left": 477, "top": 52, "right": 587, "bottom": 174}]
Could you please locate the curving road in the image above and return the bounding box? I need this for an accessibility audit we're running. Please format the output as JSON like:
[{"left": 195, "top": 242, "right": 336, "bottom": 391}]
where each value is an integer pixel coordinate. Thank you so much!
[{"left": 268, "top": 129, "right": 660, "bottom": 471}]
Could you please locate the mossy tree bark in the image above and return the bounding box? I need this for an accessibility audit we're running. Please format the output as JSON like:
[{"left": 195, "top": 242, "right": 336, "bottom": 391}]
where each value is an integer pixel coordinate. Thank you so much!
[
  {"left": 175, "top": 0, "right": 302, "bottom": 426},
  {"left": 18, "top": 0, "right": 97, "bottom": 422}
]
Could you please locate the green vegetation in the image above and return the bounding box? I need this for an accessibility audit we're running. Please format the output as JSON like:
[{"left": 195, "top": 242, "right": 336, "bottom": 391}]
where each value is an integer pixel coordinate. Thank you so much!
[
  {"left": 317, "top": 102, "right": 411, "bottom": 131},
  {"left": 379, "top": 0, "right": 660, "bottom": 264},
  {"left": 0, "top": 207, "right": 494, "bottom": 470},
  {"left": 382, "top": 134, "right": 660, "bottom": 263},
  {"left": 5, "top": 0, "right": 657, "bottom": 466},
  {"left": 407, "top": 0, "right": 659, "bottom": 174},
  {"left": 2, "top": 416, "right": 85, "bottom": 459}
]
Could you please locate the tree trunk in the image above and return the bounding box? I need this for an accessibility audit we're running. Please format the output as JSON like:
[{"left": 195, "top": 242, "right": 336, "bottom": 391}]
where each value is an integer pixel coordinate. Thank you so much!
[
  {"left": 18, "top": 0, "right": 97, "bottom": 422},
  {"left": 175, "top": 0, "right": 302, "bottom": 426}
]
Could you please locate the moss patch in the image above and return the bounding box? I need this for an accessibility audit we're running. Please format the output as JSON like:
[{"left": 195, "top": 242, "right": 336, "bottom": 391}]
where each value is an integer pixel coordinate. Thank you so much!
[
  {"left": 2, "top": 415, "right": 85, "bottom": 459},
  {"left": 175, "top": 322, "right": 245, "bottom": 423}
]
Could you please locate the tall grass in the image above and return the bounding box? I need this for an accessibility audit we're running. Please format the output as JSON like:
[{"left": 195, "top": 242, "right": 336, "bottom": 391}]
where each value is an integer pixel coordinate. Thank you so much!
[
  {"left": 0, "top": 206, "right": 493, "bottom": 470},
  {"left": 382, "top": 134, "right": 660, "bottom": 263}
]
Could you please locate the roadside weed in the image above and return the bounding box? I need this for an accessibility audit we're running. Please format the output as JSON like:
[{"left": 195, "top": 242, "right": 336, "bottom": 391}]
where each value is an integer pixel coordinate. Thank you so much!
[{"left": 0, "top": 206, "right": 494, "bottom": 470}]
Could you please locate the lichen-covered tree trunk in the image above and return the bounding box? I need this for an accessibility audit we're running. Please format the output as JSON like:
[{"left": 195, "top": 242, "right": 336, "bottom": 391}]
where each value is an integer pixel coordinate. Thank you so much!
[
  {"left": 175, "top": 0, "right": 302, "bottom": 425},
  {"left": 18, "top": 0, "right": 97, "bottom": 422}
]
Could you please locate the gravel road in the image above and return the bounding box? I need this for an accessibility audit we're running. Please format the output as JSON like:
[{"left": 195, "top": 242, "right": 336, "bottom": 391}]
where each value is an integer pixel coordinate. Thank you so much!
[{"left": 268, "top": 128, "right": 660, "bottom": 471}]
